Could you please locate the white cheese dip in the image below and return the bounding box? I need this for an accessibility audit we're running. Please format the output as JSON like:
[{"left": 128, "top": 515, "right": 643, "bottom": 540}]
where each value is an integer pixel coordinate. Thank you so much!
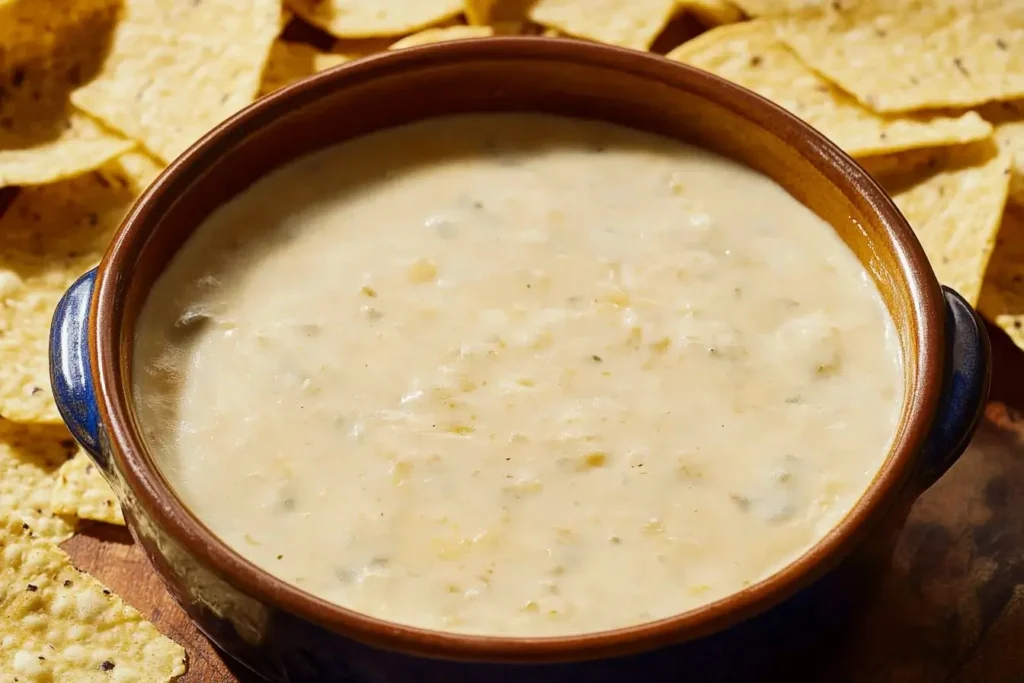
[{"left": 133, "top": 113, "right": 903, "bottom": 637}]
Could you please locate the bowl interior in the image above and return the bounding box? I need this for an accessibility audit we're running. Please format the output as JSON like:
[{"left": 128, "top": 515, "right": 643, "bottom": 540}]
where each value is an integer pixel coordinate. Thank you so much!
[{"left": 96, "top": 37, "right": 943, "bottom": 660}]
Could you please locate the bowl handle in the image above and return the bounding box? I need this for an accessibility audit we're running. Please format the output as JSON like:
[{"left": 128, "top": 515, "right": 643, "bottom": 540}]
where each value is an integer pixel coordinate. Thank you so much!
[
  {"left": 49, "top": 268, "right": 106, "bottom": 466},
  {"left": 914, "top": 286, "right": 992, "bottom": 491}
]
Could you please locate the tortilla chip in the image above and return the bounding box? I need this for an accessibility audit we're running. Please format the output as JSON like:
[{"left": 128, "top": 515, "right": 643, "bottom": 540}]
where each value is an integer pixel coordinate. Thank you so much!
[
  {"left": 677, "top": 0, "right": 743, "bottom": 26},
  {"left": 0, "top": 2, "right": 135, "bottom": 188},
  {"left": 111, "top": 149, "right": 165, "bottom": 188},
  {"left": 668, "top": 22, "right": 992, "bottom": 158},
  {"left": 978, "top": 100, "right": 1024, "bottom": 207},
  {"left": 71, "top": 0, "right": 281, "bottom": 163},
  {"left": 527, "top": 0, "right": 679, "bottom": 50},
  {"left": 0, "top": 421, "right": 78, "bottom": 543},
  {"left": 491, "top": 21, "right": 531, "bottom": 36},
  {"left": 389, "top": 25, "right": 495, "bottom": 50},
  {"left": 0, "top": 152, "right": 163, "bottom": 424},
  {"left": 465, "top": 0, "right": 496, "bottom": 24},
  {"left": 737, "top": 0, "right": 1008, "bottom": 16},
  {"left": 259, "top": 40, "right": 350, "bottom": 97},
  {"left": 465, "top": 0, "right": 534, "bottom": 24},
  {"left": 51, "top": 452, "right": 124, "bottom": 527},
  {"left": 979, "top": 206, "right": 1024, "bottom": 351},
  {"left": 0, "top": 516, "right": 186, "bottom": 681},
  {"left": 0, "top": 0, "right": 116, "bottom": 64},
  {"left": 871, "top": 141, "right": 1011, "bottom": 305},
  {"left": 286, "top": 0, "right": 464, "bottom": 38},
  {"left": 777, "top": 2, "right": 1024, "bottom": 113},
  {"left": 729, "top": 0, "right": 832, "bottom": 16}
]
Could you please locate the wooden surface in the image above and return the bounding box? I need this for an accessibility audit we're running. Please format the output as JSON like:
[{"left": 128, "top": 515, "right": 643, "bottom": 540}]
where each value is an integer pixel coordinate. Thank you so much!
[{"left": 60, "top": 323, "right": 1024, "bottom": 683}]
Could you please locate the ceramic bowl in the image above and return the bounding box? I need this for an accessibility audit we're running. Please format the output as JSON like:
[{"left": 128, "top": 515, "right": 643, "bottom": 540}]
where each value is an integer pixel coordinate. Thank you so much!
[{"left": 49, "top": 38, "right": 990, "bottom": 683}]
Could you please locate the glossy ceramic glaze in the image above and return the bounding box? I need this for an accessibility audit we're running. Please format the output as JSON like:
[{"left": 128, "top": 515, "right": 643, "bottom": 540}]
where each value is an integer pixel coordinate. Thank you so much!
[{"left": 49, "top": 38, "right": 991, "bottom": 682}]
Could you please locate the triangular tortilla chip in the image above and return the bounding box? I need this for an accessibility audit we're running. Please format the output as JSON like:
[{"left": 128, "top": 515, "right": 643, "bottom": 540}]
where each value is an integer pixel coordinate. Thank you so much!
[
  {"left": 0, "top": 152, "right": 163, "bottom": 423},
  {"left": 0, "top": 516, "right": 186, "bottom": 681},
  {"left": 777, "top": 1, "right": 1024, "bottom": 113},
  {"left": 979, "top": 206, "right": 1024, "bottom": 352},
  {"left": 389, "top": 25, "right": 495, "bottom": 50},
  {"left": 979, "top": 99, "right": 1024, "bottom": 208},
  {"left": 0, "top": 421, "right": 79, "bottom": 542},
  {"left": 668, "top": 21, "right": 991, "bottom": 158},
  {"left": 259, "top": 39, "right": 350, "bottom": 97},
  {"left": 678, "top": 0, "right": 743, "bottom": 26},
  {"left": 286, "top": 0, "right": 463, "bottom": 38},
  {"left": 528, "top": 0, "right": 678, "bottom": 50},
  {"left": 71, "top": 0, "right": 280, "bottom": 162},
  {"left": 0, "top": 0, "right": 134, "bottom": 187},
  {"left": 870, "top": 142, "right": 1011, "bottom": 305},
  {"left": 51, "top": 452, "right": 124, "bottom": 527}
]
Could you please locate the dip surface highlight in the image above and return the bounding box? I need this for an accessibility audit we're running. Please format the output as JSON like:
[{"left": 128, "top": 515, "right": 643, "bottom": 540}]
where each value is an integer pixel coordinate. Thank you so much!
[{"left": 132, "top": 114, "right": 903, "bottom": 636}]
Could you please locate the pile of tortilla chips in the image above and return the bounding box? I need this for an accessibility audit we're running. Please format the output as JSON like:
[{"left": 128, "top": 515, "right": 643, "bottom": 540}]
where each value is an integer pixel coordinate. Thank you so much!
[{"left": 0, "top": 0, "right": 1021, "bottom": 679}]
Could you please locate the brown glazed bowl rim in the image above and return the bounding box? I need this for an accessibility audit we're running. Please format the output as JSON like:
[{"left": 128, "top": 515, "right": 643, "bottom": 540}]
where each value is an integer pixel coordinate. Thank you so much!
[{"left": 92, "top": 37, "right": 943, "bottom": 663}]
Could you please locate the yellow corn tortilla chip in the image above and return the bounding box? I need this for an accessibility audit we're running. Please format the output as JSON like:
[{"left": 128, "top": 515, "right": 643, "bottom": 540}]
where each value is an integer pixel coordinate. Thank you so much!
[
  {"left": 0, "top": 516, "right": 186, "bottom": 681},
  {"left": 0, "top": 421, "right": 78, "bottom": 543},
  {"left": 777, "top": 1, "right": 1024, "bottom": 113},
  {"left": 490, "top": 21, "right": 531, "bottom": 36},
  {"left": 979, "top": 206, "right": 1024, "bottom": 351},
  {"left": 669, "top": 22, "right": 992, "bottom": 158},
  {"left": 259, "top": 40, "right": 350, "bottom": 97},
  {"left": 389, "top": 25, "right": 495, "bottom": 50},
  {"left": 729, "top": 0, "right": 831, "bottom": 16},
  {"left": 51, "top": 452, "right": 124, "bottom": 527},
  {"left": 286, "top": 0, "right": 463, "bottom": 38},
  {"left": 979, "top": 100, "right": 1024, "bottom": 207},
  {"left": 677, "top": 0, "right": 743, "bottom": 26},
  {"left": 71, "top": 0, "right": 280, "bottom": 163},
  {"left": 736, "top": 0, "right": 1008, "bottom": 16},
  {"left": 323, "top": 37, "right": 397, "bottom": 61},
  {"left": 0, "top": 3, "right": 135, "bottom": 188},
  {"left": 527, "top": 0, "right": 679, "bottom": 50},
  {"left": 0, "top": 0, "right": 116, "bottom": 64},
  {"left": 870, "top": 141, "right": 1011, "bottom": 305},
  {"left": 465, "top": 0, "right": 534, "bottom": 25},
  {"left": 0, "top": 152, "right": 163, "bottom": 424},
  {"left": 465, "top": 0, "right": 496, "bottom": 24}
]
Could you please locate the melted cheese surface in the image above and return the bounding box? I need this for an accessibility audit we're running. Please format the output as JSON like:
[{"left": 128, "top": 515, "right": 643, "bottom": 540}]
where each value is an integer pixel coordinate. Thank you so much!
[{"left": 134, "top": 114, "right": 903, "bottom": 636}]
